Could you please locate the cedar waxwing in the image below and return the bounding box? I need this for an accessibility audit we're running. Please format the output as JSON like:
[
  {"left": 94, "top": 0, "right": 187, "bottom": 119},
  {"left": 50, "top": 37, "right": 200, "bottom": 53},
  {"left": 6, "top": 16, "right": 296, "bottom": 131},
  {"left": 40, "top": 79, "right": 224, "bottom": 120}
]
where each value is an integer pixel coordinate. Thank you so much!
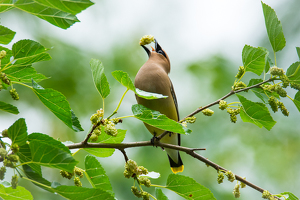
[{"left": 134, "top": 39, "right": 184, "bottom": 173}]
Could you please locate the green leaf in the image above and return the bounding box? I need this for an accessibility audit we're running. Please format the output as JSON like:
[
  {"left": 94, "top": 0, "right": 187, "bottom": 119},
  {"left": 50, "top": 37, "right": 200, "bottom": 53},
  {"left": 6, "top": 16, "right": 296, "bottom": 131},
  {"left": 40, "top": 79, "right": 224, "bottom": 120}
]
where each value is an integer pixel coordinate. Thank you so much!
[
  {"left": 14, "top": 0, "right": 80, "bottom": 29},
  {"left": 32, "top": 80, "right": 82, "bottom": 132},
  {"left": 0, "top": 46, "right": 13, "bottom": 66},
  {"left": 286, "top": 61, "right": 300, "bottom": 83},
  {"left": 135, "top": 88, "right": 168, "bottom": 100},
  {"left": 0, "top": 0, "right": 14, "bottom": 13},
  {"left": 29, "top": 139, "right": 78, "bottom": 172},
  {"left": 132, "top": 104, "right": 185, "bottom": 134},
  {"left": 0, "top": 25, "right": 16, "bottom": 45},
  {"left": 84, "top": 129, "right": 126, "bottom": 157},
  {"left": 296, "top": 47, "right": 300, "bottom": 60},
  {"left": 53, "top": 186, "right": 115, "bottom": 200},
  {"left": 7, "top": 118, "right": 28, "bottom": 146},
  {"left": 90, "top": 59, "right": 110, "bottom": 99},
  {"left": 237, "top": 94, "right": 276, "bottom": 130},
  {"left": 0, "top": 185, "right": 33, "bottom": 200},
  {"left": 248, "top": 79, "right": 279, "bottom": 103},
  {"left": 242, "top": 45, "right": 267, "bottom": 76},
  {"left": 3, "top": 65, "right": 48, "bottom": 83},
  {"left": 280, "top": 192, "right": 299, "bottom": 200},
  {"left": 156, "top": 188, "right": 169, "bottom": 200},
  {"left": 111, "top": 70, "right": 135, "bottom": 91},
  {"left": 85, "top": 155, "right": 114, "bottom": 195},
  {"left": 262, "top": 2, "right": 286, "bottom": 52},
  {"left": 34, "top": 0, "right": 94, "bottom": 15},
  {"left": 71, "top": 110, "right": 84, "bottom": 131},
  {"left": 0, "top": 101, "right": 19, "bottom": 114},
  {"left": 12, "top": 39, "right": 51, "bottom": 66},
  {"left": 18, "top": 144, "right": 42, "bottom": 175},
  {"left": 293, "top": 91, "right": 300, "bottom": 112},
  {"left": 165, "top": 174, "right": 216, "bottom": 200},
  {"left": 258, "top": 47, "right": 272, "bottom": 73}
]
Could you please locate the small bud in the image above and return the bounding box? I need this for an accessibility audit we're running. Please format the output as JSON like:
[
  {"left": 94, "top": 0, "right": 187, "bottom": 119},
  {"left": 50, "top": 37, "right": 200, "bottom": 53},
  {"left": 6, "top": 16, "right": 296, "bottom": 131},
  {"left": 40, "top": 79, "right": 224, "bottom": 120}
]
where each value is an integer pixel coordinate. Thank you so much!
[
  {"left": 217, "top": 172, "right": 224, "bottom": 184},
  {"left": 225, "top": 171, "right": 235, "bottom": 182},
  {"left": 268, "top": 96, "right": 278, "bottom": 113},
  {"left": 0, "top": 148, "right": 7, "bottom": 158},
  {"left": 104, "top": 122, "right": 118, "bottom": 137},
  {"left": 11, "top": 174, "right": 18, "bottom": 189},
  {"left": 60, "top": 170, "right": 74, "bottom": 179},
  {"left": 0, "top": 167, "right": 6, "bottom": 180},
  {"left": 8, "top": 154, "right": 19, "bottom": 163},
  {"left": 233, "top": 183, "right": 240, "bottom": 198},
  {"left": 275, "top": 85, "right": 287, "bottom": 97},
  {"left": 9, "top": 88, "right": 19, "bottom": 100},
  {"left": 262, "top": 190, "right": 271, "bottom": 199},
  {"left": 131, "top": 186, "right": 142, "bottom": 198},
  {"left": 290, "top": 82, "right": 300, "bottom": 91},
  {"left": 90, "top": 133, "right": 98, "bottom": 142},
  {"left": 235, "top": 66, "right": 245, "bottom": 79},
  {"left": 185, "top": 116, "right": 196, "bottom": 123},
  {"left": 240, "top": 177, "right": 246, "bottom": 188},
  {"left": 278, "top": 102, "right": 289, "bottom": 116},
  {"left": 202, "top": 108, "right": 214, "bottom": 116},
  {"left": 74, "top": 167, "right": 84, "bottom": 178},
  {"left": 139, "top": 35, "right": 155, "bottom": 46},
  {"left": 280, "top": 75, "right": 289, "bottom": 88},
  {"left": 11, "top": 144, "right": 19, "bottom": 154},
  {"left": 219, "top": 100, "right": 228, "bottom": 110},
  {"left": 138, "top": 176, "right": 151, "bottom": 187},
  {"left": 1, "top": 129, "right": 8, "bottom": 137},
  {"left": 270, "top": 66, "right": 284, "bottom": 76},
  {"left": 0, "top": 50, "right": 6, "bottom": 59},
  {"left": 74, "top": 177, "right": 82, "bottom": 187}
]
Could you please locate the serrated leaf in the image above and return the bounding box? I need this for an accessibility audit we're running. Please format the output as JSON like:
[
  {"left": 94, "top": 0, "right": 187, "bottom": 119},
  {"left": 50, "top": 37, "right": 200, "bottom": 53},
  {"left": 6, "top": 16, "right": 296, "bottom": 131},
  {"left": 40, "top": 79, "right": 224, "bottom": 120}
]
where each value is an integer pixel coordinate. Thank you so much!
[
  {"left": 85, "top": 155, "right": 114, "bottom": 195},
  {"left": 0, "top": 25, "right": 16, "bottom": 45},
  {"left": 156, "top": 188, "right": 169, "bottom": 200},
  {"left": 242, "top": 45, "right": 267, "bottom": 76},
  {"left": 135, "top": 88, "right": 168, "bottom": 99},
  {"left": 29, "top": 133, "right": 70, "bottom": 153},
  {"left": 280, "top": 192, "right": 299, "bottom": 200},
  {"left": 237, "top": 94, "right": 276, "bottom": 130},
  {"left": 71, "top": 110, "right": 84, "bottom": 131},
  {"left": 90, "top": 59, "right": 110, "bottom": 99},
  {"left": 262, "top": 2, "right": 286, "bottom": 52},
  {"left": 132, "top": 104, "right": 185, "bottom": 134},
  {"left": 166, "top": 174, "right": 216, "bottom": 200},
  {"left": 12, "top": 39, "right": 51, "bottom": 66},
  {"left": 286, "top": 61, "right": 300, "bottom": 83},
  {"left": 0, "top": 101, "right": 19, "bottom": 114},
  {"left": 7, "top": 118, "right": 28, "bottom": 146},
  {"left": 34, "top": 0, "right": 94, "bottom": 15},
  {"left": 111, "top": 70, "right": 135, "bottom": 91},
  {"left": 0, "top": 46, "right": 12, "bottom": 66},
  {"left": 0, "top": 185, "right": 33, "bottom": 200},
  {"left": 29, "top": 140, "right": 78, "bottom": 172},
  {"left": 0, "top": 0, "right": 14, "bottom": 13},
  {"left": 18, "top": 144, "right": 42, "bottom": 175},
  {"left": 293, "top": 91, "right": 300, "bottom": 112},
  {"left": 53, "top": 185, "right": 115, "bottom": 200},
  {"left": 258, "top": 47, "right": 272, "bottom": 73},
  {"left": 32, "top": 80, "right": 82, "bottom": 131},
  {"left": 248, "top": 79, "right": 279, "bottom": 103},
  {"left": 14, "top": 0, "right": 79, "bottom": 29},
  {"left": 3, "top": 65, "right": 48, "bottom": 83},
  {"left": 84, "top": 129, "right": 126, "bottom": 157}
]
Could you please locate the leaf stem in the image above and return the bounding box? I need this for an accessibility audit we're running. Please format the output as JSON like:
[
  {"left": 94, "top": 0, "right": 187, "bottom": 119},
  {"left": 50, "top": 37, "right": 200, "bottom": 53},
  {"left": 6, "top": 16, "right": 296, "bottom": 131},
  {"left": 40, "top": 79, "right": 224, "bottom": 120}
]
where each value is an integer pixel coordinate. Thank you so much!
[
  {"left": 12, "top": 81, "right": 32, "bottom": 89},
  {"left": 107, "top": 88, "right": 129, "bottom": 119}
]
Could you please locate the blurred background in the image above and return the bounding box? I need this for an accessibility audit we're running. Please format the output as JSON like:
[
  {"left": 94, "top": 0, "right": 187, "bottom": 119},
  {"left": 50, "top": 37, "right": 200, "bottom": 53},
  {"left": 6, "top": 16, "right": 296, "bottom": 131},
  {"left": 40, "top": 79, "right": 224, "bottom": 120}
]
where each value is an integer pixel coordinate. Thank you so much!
[{"left": 1, "top": 0, "right": 300, "bottom": 199}]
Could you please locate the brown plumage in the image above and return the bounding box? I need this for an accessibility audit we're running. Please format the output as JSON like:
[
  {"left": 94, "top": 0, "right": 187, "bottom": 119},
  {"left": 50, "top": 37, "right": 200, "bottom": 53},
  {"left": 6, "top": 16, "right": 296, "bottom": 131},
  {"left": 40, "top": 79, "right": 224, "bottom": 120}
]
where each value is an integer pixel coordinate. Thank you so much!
[{"left": 134, "top": 39, "right": 183, "bottom": 173}]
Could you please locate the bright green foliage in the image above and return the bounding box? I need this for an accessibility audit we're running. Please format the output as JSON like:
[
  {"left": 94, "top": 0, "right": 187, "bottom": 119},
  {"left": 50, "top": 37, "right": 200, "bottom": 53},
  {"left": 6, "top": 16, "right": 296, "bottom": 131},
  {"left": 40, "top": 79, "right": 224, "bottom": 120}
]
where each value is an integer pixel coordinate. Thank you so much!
[
  {"left": 248, "top": 79, "right": 279, "bottom": 103},
  {"left": 0, "top": 101, "right": 19, "bottom": 114},
  {"left": 237, "top": 94, "right": 276, "bottom": 130},
  {"left": 132, "top": 104, "right": 185, "bottom": 134},
  {"left": 262, "top": 2, "right": 286, "bottom": 52},
  {"left": 242, "top": 45, "right": 267, "bottom": 76},
  {"left": 90, "top": 59, "right": 110, "bottom": 99},
  {"left": 155, "top": 188, "right": 169, "bottom": 200},
  {"left": 286, "top": 61, "right": 300, "bottom": 83},
  {"left": 293, "top": 91, "right": 300, "bottom": 112},
  {"left": 280, "top": 192, "right": 299, "bottom": 200},
  {"left": 296, "top": 47, "right": 300, "bottom": 60},
  {"left": 84, "top": 128, "right": 126, "bottom": 157},
  {"left": 85, "top": 155, "right": 114, "bottom": 195},
  {"left": 32, "top": 80, "right": 83, "bottom": 132},
  {"left": 165, "top": 174, "right": 216, "bottom": 200},
  {"left": 112, "top": 70, "right": 135, "bottom": 91},
  {"left": 7, "top": 118, "right": 28, "bottom": 146},
  {"left": 0, "top": 25, "right": 16, "bottom": 45},
  {"left": 18, "top": 144, "right": 42, "bottom": 175},
  {"left": 0, "top": 184, "right": 33, "bottom": 200}
]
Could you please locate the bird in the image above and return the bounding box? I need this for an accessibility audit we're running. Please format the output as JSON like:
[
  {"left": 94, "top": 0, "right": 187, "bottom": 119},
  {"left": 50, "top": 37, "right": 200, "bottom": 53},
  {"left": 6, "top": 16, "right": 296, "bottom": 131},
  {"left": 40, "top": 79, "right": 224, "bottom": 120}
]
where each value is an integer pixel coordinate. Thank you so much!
[{"left": 134, "top": 38, "right": 184, "bottom": 174}]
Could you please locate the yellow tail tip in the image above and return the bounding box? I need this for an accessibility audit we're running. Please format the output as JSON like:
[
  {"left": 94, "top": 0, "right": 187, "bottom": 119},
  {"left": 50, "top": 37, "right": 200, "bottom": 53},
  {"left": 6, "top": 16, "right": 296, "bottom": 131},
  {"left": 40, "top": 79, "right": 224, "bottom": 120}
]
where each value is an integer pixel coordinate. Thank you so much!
[{"left": 171, "top": 165, "right": 184, "bottom": 174}]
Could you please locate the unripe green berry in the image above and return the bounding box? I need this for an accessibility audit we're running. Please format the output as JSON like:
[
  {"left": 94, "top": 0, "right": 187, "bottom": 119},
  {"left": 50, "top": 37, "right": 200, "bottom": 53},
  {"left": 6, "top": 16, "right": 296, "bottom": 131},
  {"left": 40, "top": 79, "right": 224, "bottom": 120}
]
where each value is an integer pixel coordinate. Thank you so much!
[
  {"left": 8, "top": 154, "right": 19, "bottom": 163},
  {"left": 126, "top": 159, "right": 138, "bottom": 172},
  {"left": 219, "top": 100, "right": 228, "bottom": 110},
  {"left": 278, "top": 102, "right": 289, "bottom": 116},
  {"left": 97, "top": 109, "right": 104, "bottom": 118},
  {"left": 280, "top": 75, "right": 289, "bottom": 88},
  {"left": 142, "top": 191, "right": 150, "bottom": 200},
  {"left": 90, "top": 114, "right": 99, "bottom": 125},
  {"left": 233, "top": 183, "right": 240, "bottom": 198},
  {"left": 1, "top": 129, "right": 8, "bottom": 137},
  {"left": 90, "top": 133, "right": 98, "bottom": 142},
  {"left": 270, "top": 66, "right": 284, "bottom": 76},
  {"left": 268, "top": 96, "right": 278, "bottom": 113},
  {"left": 137, "top": 166, "right": 148, "bottom": 175},
  {"left": 235, "top": 66, "right": 245, "bottom": 79},
  {"left": 0, "top": 148, "right": 7, "bottom": 158},
  {"left": 74, "top": 177, "right": 82, "bottom": 187},
  {"left": 92, "top": 128, "right": 101, "bottom": 136},
  {"left": 11, "top": 144, "right": 19, "bottom": 154},
  {"left": 181, "top": 121, "right": 187, "bottom": 127},
  {"left": 138, "top": 176, "right": 151, "bottom": 187},
  {"left": 0, "top": 50, "right": 6, "bottom": 59},
  {"left": 104, "top": 122, "right": 118, "bottom": 137},
  {"left": 185, "top": 116, "right": 196, "bottom": 123},
  {"left": 230, "top": 114, "right": 237, "bottom": 123},
  {"left": 139, "top": 35, "right": 155, "bottom": 46},
  {"left": 275, "top": 85, "right": 287, "bottom": 97},
  {"left": 225, "top": 171, "right": 235, "bottom": 182},
  {"left": 3, "top": 159, "right": 14, "bottom": 168},
  {"left": 60, "top": 170, "right": 74, "bottom": 179},
  {"left": 11, "top": 174, "right": 18, "bottom": 189},
  {"left": 0, "top": 167, "right": 6, "bottom": 180},
  {"left": 202, "top": 108, "right": 214, "bottom": 116},
  {"left": 217, "top": 172, "right": 224, "bottom": 184},
  {"left": 9, "top": 88, "right": 19, "bottom": 100},
  {"left": 233, "top": 81, "right": 247, "bottom": 91},
  {"left": 111, "top": 118, "right": 122, "bottom": 124},
  {"left": 290, "top": 82, "right": 300, "bottom": 91},
  {"left": 131, "top": 186, "right": 142, "bottom": 198},
  {"left": 262, "top": 190, "right": 271, "bottom": 199},
  {"left": 240, "top": 177, "right": 246, "bottom": 188},
  {"left": 123, "top": 169, "right": 132, "bottom": 178},
  {"left": 74, "top": 167, "right": 84, "bottom": 178}
]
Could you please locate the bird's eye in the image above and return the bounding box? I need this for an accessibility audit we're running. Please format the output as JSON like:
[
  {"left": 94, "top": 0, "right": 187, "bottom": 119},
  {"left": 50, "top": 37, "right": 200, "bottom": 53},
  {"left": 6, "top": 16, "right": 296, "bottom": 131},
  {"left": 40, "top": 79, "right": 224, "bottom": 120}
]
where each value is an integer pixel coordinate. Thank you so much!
[{"left": 157, "top": 50, "right": 167, "bottom": 58}]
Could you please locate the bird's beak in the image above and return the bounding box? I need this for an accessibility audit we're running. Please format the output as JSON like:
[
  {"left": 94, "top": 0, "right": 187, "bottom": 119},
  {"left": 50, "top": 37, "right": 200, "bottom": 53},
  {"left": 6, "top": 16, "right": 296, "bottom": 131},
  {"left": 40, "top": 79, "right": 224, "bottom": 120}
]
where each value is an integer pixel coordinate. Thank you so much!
[
  {"left": 141, "top": 45, "right": 151, "bottom": 57},
  {"left": 155, "top": 38, "right": 162, "bottom": 53}
]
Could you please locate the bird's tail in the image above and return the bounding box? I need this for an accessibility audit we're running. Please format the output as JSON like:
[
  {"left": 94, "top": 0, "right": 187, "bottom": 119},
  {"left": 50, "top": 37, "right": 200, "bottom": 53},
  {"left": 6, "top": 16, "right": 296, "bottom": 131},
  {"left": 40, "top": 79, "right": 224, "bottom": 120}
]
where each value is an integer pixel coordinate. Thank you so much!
[{"left": 168, "top": 152, "right": 184, "bottom": 174}]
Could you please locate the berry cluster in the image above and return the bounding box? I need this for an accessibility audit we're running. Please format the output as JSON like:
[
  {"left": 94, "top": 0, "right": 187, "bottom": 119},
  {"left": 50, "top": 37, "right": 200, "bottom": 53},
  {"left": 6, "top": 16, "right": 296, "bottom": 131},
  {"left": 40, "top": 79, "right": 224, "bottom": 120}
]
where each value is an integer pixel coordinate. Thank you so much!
[{"left": 60, "top": 166, "right": 84, "bottom": 187}]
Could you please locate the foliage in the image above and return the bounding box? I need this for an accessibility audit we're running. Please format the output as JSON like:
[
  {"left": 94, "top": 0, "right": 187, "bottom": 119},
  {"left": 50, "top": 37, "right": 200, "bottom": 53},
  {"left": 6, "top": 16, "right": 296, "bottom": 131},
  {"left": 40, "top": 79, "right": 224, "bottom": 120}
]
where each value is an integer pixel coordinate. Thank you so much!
[{"left": 0, "top": 1, "right": 299, "bottom": 200}]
